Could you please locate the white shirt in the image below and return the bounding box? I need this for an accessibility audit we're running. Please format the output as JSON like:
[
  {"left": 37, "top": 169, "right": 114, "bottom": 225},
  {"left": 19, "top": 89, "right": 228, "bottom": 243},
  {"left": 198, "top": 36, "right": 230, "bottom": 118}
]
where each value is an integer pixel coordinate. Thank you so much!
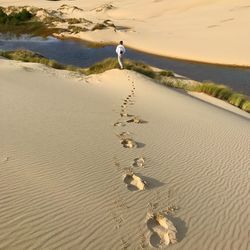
[{"left": 116, "top": 45, "right": 126, "bottom": 55}]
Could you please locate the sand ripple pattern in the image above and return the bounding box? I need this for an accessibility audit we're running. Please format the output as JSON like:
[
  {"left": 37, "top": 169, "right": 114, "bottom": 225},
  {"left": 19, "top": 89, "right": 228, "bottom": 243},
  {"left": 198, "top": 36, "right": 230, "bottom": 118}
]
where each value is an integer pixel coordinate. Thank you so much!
[{"left": 1, "top": 62, "right": 249, "bottom": 250}]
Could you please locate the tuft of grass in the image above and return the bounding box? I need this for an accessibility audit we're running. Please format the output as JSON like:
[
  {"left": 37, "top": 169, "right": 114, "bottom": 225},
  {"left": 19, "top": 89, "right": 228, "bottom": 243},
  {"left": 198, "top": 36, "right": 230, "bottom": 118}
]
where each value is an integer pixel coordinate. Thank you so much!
[
  {"left": 242, "top": 101, "right": 250, "bottom": 112},
  {"left": 228, "top": 93, "right": 246, "bottom": 108},
  {"left": 159, "top": 70, "right": 174, "bottom": 77},
  {"left": 85, "top": 58, "right": 119, "bottom": 74},
  {"left": 124, "top": 59, "right": 156, "bottom": 78},
  {"left": 0, "top": 50, "right": 66, "bottom": 70}
]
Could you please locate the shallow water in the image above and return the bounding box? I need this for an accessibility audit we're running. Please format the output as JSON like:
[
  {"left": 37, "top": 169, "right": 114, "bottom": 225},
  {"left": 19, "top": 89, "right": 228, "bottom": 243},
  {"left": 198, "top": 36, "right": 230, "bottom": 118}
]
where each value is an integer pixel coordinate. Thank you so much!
[{"left": 0, "top": 34, "right": 250, "bottom": 95}]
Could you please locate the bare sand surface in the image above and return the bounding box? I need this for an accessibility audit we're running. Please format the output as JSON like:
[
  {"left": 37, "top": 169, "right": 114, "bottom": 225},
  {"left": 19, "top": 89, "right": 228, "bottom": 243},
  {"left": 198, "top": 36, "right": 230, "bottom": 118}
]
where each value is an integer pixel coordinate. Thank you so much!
[
  {"left": 0, "top": 58, "right": 249, "bottom": 249},
  {"left": 1, "top": 0, "right": 250, "bottom": 66}
]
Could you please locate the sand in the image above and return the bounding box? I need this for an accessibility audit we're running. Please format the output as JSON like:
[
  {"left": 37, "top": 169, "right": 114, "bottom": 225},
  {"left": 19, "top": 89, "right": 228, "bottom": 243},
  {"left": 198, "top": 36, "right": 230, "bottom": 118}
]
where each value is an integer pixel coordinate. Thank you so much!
[
  {"left": 0, "top": 58, "right": 249, "bottom": 249},
  {"left": 1, "top": 0, "right": 250, "bottom": 66}
]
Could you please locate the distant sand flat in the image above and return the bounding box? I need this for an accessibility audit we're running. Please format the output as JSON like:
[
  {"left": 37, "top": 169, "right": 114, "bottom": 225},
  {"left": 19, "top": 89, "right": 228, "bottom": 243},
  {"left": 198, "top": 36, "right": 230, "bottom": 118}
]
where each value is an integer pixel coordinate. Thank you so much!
[
  {"left": 1, "top": 0, "right": 250, "bottom": 65},
  {"left": 0, "top": 58, "right": 249, "bottom": 249}
]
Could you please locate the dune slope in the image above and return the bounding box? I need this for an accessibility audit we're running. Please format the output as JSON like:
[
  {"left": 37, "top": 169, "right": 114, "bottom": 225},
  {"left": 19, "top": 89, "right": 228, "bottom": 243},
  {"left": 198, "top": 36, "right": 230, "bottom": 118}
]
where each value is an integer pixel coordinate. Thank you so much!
[{"left": 0, "top": 59, "right": 249, "bottom": 249}]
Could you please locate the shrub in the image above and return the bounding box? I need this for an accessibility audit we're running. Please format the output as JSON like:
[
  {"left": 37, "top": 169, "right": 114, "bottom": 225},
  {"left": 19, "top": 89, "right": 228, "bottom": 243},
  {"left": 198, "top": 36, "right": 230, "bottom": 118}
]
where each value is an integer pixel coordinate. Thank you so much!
[
  {"left": 0, "top": 8, "right": 8, "bottom": 24},
  {"left": 14, "top": 9, "right": 33, "bottom": 22},
  {"left": 0, "top": 9, "right": 33, "bottom": 25}
]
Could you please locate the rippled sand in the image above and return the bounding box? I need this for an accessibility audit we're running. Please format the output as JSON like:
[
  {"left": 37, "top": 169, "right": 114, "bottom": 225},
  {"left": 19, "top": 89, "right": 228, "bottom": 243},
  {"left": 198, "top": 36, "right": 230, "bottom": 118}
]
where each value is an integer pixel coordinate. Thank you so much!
[{"left": 0, "top": 58, "right": 249, "bottom": 249}]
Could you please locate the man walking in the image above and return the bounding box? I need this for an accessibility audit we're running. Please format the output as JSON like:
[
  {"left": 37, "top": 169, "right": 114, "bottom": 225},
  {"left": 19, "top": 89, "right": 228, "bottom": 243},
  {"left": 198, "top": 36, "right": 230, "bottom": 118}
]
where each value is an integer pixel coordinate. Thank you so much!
[{"left": 116, "top": 41, "right": 126, "bottom": 69}]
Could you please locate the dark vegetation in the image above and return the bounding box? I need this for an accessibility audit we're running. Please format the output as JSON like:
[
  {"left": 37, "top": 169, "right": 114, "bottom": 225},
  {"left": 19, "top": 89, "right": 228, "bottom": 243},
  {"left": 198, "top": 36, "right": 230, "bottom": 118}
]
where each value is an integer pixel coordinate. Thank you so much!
[
  {"left": 0, "top": 8, "right": 62, "bottom": 36},
  {"left": 0, "top": 9, "right": 33, "bottom": 25}
]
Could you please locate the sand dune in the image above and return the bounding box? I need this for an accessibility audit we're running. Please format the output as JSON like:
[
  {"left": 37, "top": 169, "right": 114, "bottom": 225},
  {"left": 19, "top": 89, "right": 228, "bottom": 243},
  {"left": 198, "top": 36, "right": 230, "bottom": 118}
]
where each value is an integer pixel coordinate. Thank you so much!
[
  {"left": 0, "top": 58, "right": 249, "bottom": 249},
  {"left": 1, "top": 0, "right": 249, "bottom": 65}
]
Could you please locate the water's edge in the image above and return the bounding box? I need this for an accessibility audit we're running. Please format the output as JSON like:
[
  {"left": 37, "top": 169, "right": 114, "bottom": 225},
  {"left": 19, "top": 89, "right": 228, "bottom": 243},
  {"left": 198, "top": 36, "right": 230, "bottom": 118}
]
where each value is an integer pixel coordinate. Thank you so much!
[
  {"left": 56, "top": 35, "right": 250, "bottom": 69},
  {"left": 1, "top": 34, "right": 250, "bottom": 96}
]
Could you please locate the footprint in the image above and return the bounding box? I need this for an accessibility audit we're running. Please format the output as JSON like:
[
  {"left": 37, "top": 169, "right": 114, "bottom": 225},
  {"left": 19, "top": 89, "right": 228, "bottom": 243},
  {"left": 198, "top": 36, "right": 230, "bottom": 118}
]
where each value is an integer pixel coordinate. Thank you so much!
[
  {"left": 127, "top": 117, "right": 141, "bottom": 123},
  {"left": 120, "top": 112, "right": 128, "bottom": 117},
  {"left": 128, "top": 101, "right": 135, "bottom": 106},
  {"left": 127, "top": 117, "right": 147, "bottom": 124},
  {"left": 120, "top": 138, "right": 137, "bottom": 148},
  {"left": 114, "top": 122, "right": 126, "bottom": 127},
  {"left": 146, "top": 211, "right": 177, "bottom": 248},
  {"left": 111, "top": 212, "right": 125, "bottom": 229},
  {"left": 133, "top": 157, "right": 145, "bottom": 168},
  {"left": 1, "top": 156, "right": 9, "bottom": 162},
  {"left": 113, "top": 157, "right": 121, "bottom": 171},
  {"left": 121, "top": 113, "right": 134, "bottom": 118},
  {"left": 117, "top": 131, "right": 131, "bottom": 139},
  {"left": 123, "top": 171, "right": 147, "bottom": 191}
]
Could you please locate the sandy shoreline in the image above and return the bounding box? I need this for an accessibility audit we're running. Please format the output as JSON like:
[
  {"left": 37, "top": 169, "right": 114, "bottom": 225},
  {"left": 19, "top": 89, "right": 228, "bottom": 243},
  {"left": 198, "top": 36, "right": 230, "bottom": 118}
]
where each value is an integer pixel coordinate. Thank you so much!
[
  {"left": 1, "top": 58, "right": 249, "bottom": 249},
  {"left": 0, "top": 0, "right": 250, "bottom": 66},
  {"left": 54, "top": 35, "right": 250, "bottom": 69}
]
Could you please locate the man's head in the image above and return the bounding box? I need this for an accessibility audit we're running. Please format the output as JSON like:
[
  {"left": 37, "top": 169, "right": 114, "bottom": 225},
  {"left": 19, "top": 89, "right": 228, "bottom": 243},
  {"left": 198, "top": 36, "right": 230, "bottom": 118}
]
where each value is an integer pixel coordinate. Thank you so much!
[{"left": 120, "top": 41, "right": 123, "bottom": 45}]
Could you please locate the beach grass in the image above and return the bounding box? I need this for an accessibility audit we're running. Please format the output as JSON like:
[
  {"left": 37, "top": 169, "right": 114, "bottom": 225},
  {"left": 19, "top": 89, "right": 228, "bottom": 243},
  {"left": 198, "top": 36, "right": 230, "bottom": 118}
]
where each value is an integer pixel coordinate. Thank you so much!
[
  {"left": 0, "top": 50, "right": 66, "bottom": 69},
  {"left": 189, "top": 83, "right": 250, "bottom": 112},
  {"left": 85, "top": 58, "right": 119, "bottom": 74},
  {"left": 0, "top": 49, "right": 249, "bottom": 113}
]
